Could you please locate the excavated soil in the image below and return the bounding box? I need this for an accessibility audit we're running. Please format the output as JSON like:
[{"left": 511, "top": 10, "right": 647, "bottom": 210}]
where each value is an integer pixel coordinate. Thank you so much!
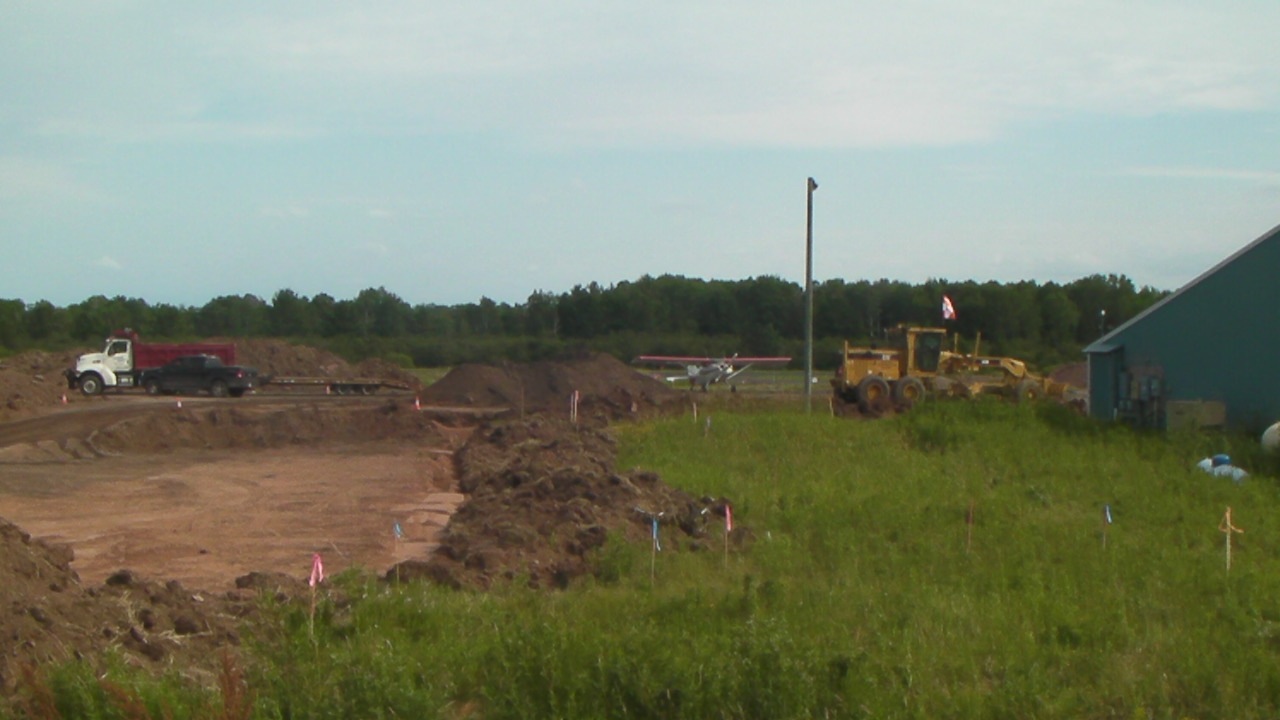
[
  {"left": 389, "top": 414, "right": 736, "bottom": 591},
  {"left": 0, "top": 344, "right": 717, "bottom": 701}
]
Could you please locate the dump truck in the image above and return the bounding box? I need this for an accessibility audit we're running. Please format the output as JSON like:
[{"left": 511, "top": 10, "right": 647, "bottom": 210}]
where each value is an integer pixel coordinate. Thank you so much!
[
  {"left": 66, "top": 329, "right": 411, "bottom": 396},
  {"left": 831, "top": 326, "right": 1067, "bottom": 412},
  {"left": 65, "top": 329, "right": 238, "bottom": 395}
]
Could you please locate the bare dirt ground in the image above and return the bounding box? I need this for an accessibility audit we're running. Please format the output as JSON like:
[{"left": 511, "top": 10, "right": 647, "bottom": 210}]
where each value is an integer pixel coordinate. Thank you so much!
[{"left": 0, "top": 343, "right": 711, "bottom": 699}]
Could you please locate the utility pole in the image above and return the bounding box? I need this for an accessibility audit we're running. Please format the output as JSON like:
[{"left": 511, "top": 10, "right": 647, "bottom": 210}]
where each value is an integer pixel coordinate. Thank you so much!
[{"left": 804, "top": 177, "right": 818, "bottom": 413}]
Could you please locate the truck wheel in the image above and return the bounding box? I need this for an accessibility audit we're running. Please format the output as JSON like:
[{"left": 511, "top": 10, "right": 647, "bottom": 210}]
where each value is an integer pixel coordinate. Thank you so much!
[
  {"left": 145, "top": 379, "right": 161, "bottom": 396},
  {"left": 210, "top": 380, "right": 229, "bottom": 398},
  {"left": 1014, "top": 379, "right": 1043, "bottom": 403},
  {"left": 892, "top": 377, "right": 926, "bottom": 406},
  {"left": 79, "top": 373, "right": 104, "bottom": 396}
]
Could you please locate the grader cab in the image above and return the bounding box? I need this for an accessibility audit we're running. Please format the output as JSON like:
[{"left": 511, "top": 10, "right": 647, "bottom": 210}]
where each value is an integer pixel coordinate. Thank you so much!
[{"left": 831, "top": 326, "right": 1066, "bottom": 412}]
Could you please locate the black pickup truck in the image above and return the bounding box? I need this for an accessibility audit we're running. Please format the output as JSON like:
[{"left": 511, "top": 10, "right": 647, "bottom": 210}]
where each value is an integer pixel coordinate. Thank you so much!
[{"left": 139, "top": 354, "right": 260, "bottom": 398}]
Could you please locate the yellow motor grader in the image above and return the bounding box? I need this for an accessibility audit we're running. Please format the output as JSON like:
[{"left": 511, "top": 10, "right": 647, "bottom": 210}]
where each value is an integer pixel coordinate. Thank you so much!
[{"left": 830, "top": 326, "right": 1067, "bottom": 412}]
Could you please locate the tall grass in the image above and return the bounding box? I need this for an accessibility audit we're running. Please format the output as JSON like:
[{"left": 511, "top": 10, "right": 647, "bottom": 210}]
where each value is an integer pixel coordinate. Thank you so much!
[{"left": 16, "top": 400, "right": 1280, "bottom": 719}]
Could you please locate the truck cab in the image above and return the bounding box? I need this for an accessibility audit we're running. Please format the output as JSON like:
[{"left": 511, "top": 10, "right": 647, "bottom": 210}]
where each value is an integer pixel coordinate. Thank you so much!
[{"left": 66, "top": 336, "right": 141, "bottom": 394}]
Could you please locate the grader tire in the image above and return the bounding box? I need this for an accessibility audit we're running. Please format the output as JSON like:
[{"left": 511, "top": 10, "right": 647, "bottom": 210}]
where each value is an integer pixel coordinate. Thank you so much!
[
  {"left": 856, "top": 375, "right": 891, "bottom": 416},
  {"left": 892, "top": 377, "right": 927, "bottom": 408},
  {"left": 1014, "top": 379, "right": 1044, "bottom": 403}
]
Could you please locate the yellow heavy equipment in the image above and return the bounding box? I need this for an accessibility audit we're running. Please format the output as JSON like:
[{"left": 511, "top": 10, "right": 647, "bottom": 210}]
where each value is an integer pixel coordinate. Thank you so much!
[{"left": 831, "top": 326, "right": 1067, "bottom": 412}]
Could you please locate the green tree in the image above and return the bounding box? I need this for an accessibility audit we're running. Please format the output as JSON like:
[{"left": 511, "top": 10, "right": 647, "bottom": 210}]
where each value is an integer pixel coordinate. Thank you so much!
[
  {"left": 525, "top": 291, "right": 559, "bottom": 337},
  {"left": 149, "top": 303, "right": 195, "bottom": 339},
  {"left": 270, "top": 289, "right": 315, "bottom": 337},
  {"left": 24, "top": 300, "right": 68, "bottom": 343},
  {"left": 194, "top": 295, "right": 269, "bottom": 337},
  {"left": 0, "top": 299, "right": 25, "bottom": 350}
]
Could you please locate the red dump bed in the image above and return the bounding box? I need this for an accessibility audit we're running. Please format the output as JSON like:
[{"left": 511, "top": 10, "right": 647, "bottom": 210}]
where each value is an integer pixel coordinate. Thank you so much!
[{"left": 132, "top": 342, "right": 236, "bottom": 369}]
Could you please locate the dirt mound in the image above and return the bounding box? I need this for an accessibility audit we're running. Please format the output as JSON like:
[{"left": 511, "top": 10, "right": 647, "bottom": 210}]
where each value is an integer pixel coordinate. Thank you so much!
[
  {"left": 0, "top": 350, "right": 82, "bottom": 423},
  {"left": 420, "top": 352, "right": 681, "bottom": 419},
  {"left": 235, "top": 339, "right": 421, "bottom": 390},
  {"left": 390, "top": 415, "right": 733, "bottom": 590},
  {"left": 0, "top": 516, "right": 261, "bottom": 698},
  {"left": 232, "top": 338, "right": 351, "bottom": 377},
  {"left": 1050, "top": 362, "right": 1087, "bottom": 389}
]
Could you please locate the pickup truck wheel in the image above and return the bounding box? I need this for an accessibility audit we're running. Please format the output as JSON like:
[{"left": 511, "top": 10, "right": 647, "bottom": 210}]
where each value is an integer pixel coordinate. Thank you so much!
[
  {"left": 145, "top": 380, "right": 162, "bottom": 396},
  {"left": 210, "top": 380, "right": 229, "bottom": 398},
  {"left": 79, "top": 374, "right": 103, "bottom": 396}
]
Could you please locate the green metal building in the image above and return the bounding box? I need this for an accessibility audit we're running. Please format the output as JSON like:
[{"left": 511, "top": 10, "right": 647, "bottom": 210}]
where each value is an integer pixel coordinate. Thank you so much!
[{"left": 1084, "top": 222, "right": 1280, "bottom": 432}]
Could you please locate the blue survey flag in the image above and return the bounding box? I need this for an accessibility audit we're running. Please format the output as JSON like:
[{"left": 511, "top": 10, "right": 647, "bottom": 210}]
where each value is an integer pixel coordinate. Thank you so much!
[
  {"left": 394, "top": 521, "right": 405, "bottom": 540},
  {"left": 652, "top": 517, "right": 661, "bottom": 552},
  {"left": 1104, "top": 505, "right": 1112, "bottom": 525}
]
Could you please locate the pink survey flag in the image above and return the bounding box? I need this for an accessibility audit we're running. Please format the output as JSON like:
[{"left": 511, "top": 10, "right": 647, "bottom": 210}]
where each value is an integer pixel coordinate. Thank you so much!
[
  {"left": 725, "top": 504, "right": 734, "bottom": 533},
  {"left": 309, "top": 553, "right": 325, "bottom": 588},
  {"left": 942, "top": 295, "right": 957, "bottom": 320}
]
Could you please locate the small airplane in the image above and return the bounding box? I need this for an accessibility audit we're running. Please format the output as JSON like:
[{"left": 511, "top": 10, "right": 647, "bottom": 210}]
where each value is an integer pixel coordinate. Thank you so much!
[{"left": 633, "top": 354, "right": 792, "bottom": 391}]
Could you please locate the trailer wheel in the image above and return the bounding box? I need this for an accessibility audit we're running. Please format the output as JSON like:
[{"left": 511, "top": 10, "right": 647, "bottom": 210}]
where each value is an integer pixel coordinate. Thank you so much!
[
  {"left": 145, "top": 379, "right": 162, "bottom": 396},
  {"left": 892, "top": 377, "right": 927, "bottom": 407},
  {"left": 79, "top": 373, "right": 104, "bottom": 396},
  {"left": 1014, "top": 379, "right": 1043, "bottom": 403},
  {"left": 210, "top": 380, "right": 229, "bottom": 398}
]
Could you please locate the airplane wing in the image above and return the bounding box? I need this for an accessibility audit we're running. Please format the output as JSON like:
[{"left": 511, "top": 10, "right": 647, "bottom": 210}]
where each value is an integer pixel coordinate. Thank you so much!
[
  {"left": 633, "top": 355, "right": 714, "bottom": 368},
  {"left": 728, "top": 356, "right": 792, "bottom": 366}
]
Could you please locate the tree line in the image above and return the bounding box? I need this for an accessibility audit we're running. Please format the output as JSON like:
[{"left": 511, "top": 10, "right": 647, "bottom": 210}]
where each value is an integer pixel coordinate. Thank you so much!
[{"left": 0, "top": 274, "right": 1165, "bottom": 371}]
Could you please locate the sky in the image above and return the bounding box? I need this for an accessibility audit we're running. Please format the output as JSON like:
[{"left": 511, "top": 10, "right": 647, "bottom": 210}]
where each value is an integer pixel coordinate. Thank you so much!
[{"left": 3, "top": 1, "right": 1278, "bottom": 308}]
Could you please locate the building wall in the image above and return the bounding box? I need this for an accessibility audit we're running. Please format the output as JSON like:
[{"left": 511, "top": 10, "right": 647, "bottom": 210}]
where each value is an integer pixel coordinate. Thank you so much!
[
  {"left": 1087, "top": 228, "right": 1280, "bottom": 431},
  {"left": 1086, "top": 348, "right": 1121, "bottom": 422}
]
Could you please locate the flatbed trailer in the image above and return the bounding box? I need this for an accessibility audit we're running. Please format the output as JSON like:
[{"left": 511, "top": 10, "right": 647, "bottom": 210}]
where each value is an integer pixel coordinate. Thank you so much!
[{"left": 262, "top": 376, "right": 412, "bottom": 395}]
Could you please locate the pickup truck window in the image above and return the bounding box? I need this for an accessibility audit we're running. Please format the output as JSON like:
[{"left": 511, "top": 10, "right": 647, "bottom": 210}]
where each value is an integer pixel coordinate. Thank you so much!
[{"left": 108, "top": 341, "right": 129, "bottom": 356}]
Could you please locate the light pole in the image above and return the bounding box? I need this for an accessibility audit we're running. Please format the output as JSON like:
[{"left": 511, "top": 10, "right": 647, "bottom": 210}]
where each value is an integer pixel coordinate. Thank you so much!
[{"left": 804, "top": 177, "right": 817, "bottom": 413}]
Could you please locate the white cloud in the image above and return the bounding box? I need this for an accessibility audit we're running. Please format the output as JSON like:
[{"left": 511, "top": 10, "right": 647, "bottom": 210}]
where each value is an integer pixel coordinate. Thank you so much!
[
  {"left": 9, "top": 2, "right": 1273, "bottom": 149},
  {"left": 97, "top": 256, "right": 122, "bottom": 270},
  {"left": 202, "top": 1, "right": 1276, "bottom": 148}
]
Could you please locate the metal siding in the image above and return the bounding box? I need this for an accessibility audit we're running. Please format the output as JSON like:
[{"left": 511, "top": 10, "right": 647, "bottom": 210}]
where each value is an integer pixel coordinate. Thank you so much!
[
  {"left": 1087, "top": 350, "right": 1120, "bottom": 421},
  {"left": 1096, "top": 228, "right": 1280, "bottom": 431}
]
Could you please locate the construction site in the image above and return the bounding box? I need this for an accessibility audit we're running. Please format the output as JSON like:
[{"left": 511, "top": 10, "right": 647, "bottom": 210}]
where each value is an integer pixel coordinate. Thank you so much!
[
  {"left": 0, "top": 338, "right": 1090, "bottom": 698},
  {"left": 0, "top": 342, "right": 734, "bottom": 696}
]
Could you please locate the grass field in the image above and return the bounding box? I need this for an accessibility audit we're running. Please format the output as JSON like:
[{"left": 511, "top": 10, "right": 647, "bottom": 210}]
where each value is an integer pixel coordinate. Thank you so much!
[{"left": 22, "top": 400, "right": 1280, "bottom": 719}]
